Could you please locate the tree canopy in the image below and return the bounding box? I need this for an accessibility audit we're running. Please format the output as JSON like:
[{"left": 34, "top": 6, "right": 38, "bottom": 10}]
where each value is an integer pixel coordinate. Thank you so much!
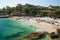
[{"left": 0, "top": 4, "right": 60, "bottom": 18}]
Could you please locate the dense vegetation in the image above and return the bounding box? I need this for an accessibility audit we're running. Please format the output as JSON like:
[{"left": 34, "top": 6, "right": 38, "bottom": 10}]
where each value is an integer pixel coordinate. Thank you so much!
[{"left": 0, "top": 4, "right": 60, "bottom": 18}]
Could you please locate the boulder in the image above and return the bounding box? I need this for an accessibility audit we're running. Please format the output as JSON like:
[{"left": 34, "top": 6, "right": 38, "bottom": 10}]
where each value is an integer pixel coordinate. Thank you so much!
[{"left": 49, "top": 32, "right": 59, "bottom": 39}]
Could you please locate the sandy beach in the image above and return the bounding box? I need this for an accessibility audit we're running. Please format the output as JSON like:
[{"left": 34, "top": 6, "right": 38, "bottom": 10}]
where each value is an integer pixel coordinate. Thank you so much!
[
  {"left": 23, "top": 19, "right": 57, "bottom": 33},
  {"left": 11, "top": 17, "right": 60, "bottom": 33}
]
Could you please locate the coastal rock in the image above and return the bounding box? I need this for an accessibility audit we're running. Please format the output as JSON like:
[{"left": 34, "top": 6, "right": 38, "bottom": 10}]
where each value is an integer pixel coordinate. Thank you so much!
[
  {"left": 25, "top": 31, "right": 44, "bottom": 39},
  {"left": 49, "top": 32, "right": 59, "bottom": 39},
  {"left": 43, "top": 31, "right": 49, "bottom": 34}
]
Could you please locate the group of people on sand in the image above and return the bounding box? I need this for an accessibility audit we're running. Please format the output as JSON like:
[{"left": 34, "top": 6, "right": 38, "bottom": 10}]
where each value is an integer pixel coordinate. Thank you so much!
[
  {"left": 10, "top": 16, "right": 60, "bottom": 33},
  {"left": 19, "top": 17, "right": 60, "bottom": 26},
  {"left": 12, "top": 16, "right": 60, "bottom": 27}
]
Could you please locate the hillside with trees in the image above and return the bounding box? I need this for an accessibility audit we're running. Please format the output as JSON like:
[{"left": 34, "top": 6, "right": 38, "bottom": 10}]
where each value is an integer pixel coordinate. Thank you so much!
[{"left": 0, "top": 4, "right": 60, "bottom": 18}]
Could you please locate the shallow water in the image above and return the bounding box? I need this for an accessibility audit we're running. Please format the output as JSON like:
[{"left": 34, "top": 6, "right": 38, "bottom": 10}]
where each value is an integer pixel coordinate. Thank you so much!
[{"left": 0, "top": 18, "right": 36, "bottom": 40}]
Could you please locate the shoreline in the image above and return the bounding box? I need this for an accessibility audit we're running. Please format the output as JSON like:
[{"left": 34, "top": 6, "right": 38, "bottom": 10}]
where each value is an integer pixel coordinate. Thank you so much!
[
  {"left": 10, "top": 16, "right": 60, "bottom": 33},
  {"left": 21, "top": 18, "right": 56, "bottom": 33}
]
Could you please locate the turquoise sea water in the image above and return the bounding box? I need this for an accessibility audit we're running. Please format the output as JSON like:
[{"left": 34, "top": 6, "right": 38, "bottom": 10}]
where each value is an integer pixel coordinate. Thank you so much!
[
  {"left": 0, "top": 18, "right": 36, "bottom": 40},
  {"left": 0, "top": 18, "right": 52, "bottom": 40}
]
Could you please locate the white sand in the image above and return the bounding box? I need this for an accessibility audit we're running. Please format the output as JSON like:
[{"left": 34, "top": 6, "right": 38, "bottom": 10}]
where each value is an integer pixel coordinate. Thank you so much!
[
  {"left": 20, "top": 19, "right": 57, "bottom": 33},
  {"left": 10, "top": 17, "right": 60, "bottom": 33}
]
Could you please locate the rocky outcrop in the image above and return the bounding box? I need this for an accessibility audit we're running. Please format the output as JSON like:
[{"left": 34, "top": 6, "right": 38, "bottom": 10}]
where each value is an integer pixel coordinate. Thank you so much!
[
  {"left": 24, "top": 31, "right": 45, "bottom": 40},
  {"left": 49, "top": 32, "right": 59, "bottom": 39}
]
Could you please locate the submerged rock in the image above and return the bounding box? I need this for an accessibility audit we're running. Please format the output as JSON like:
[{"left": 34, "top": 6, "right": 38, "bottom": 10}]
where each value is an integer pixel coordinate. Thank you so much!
[{"left": 11, "top": 31, "right": 52, "bottom": 40}]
